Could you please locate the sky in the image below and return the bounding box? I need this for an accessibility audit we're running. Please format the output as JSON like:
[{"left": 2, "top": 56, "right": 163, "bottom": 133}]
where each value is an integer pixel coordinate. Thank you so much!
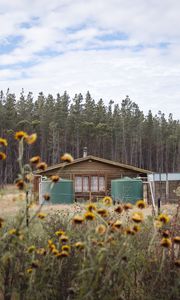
[{"left": 0, "top": 0, "right": 180, "bottom": 119}]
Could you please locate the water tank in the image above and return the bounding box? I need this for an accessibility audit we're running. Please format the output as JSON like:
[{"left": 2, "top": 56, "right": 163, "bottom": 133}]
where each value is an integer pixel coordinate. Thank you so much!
[
  {"left": 39, "top": 179, "right": 74, "bottom": 204},
  {"left": 111, "top": 177, "right": 143, "bottom": 204}
]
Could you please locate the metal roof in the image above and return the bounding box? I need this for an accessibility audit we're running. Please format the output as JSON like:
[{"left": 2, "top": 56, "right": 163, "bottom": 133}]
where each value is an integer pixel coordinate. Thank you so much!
[{"left": 37, "top": 155, "right": 152, "bottom": 175}]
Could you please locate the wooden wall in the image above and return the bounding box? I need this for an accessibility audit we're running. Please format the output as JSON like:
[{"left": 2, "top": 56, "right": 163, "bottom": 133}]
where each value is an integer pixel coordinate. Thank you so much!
[{"left": 40, "top": 159, "right": 147, "bottom": 198}]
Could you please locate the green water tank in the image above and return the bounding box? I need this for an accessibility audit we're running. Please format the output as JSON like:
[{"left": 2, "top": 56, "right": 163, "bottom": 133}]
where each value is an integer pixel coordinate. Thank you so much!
[
  {"left": 39, "top": 179, "right": 74, "bottom": 204},
  {"left": 111, "top": 177, "right": 143, "bottom": 204}
]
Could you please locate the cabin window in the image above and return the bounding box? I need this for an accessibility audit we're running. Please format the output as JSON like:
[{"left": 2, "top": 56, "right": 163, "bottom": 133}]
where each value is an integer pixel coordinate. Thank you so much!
[
  {"left": 75, "top": 175, "right": 105, "bottom": 192},
  {"left": 91, "top": 176, "right": 98, "bottom": 192},
  {"left": 75, "top": 176, "right": 82, "bottom": 192},
  {"left": 99, "top": 176, "right": 105, "bottom": 192},
  {"left": 83, "top": 176, "right": 89, "bottom": 192}
]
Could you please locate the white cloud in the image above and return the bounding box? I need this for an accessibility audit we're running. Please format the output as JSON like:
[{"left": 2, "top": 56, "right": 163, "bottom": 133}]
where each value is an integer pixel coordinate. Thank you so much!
[{"left": 0, "top": 0, "right": 180, "bottom": 118}]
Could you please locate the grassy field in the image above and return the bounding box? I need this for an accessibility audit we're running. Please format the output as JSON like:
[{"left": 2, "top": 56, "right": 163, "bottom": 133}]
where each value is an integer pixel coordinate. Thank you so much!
[{"left": 0, "top": 185, "right": 180, "bottom": 300}]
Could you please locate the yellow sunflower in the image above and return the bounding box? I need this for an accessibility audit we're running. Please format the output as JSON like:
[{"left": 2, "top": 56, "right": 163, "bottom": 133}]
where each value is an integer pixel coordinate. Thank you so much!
[
  {"left": 158, "top": 214, "right": 170, "bottom": 224},
  {"left": 0, "top": 138, "right": 8, "bottom": 147},
  {"left": 74, "top": 242, "right": 85, "bottom": 250},
  {"left": 160, "top": 238, "right": 172, "bottom": 248},
  {"left": 132, "top": 212, "right": 144, "bottom": 223},
  {"left": 61, "top": 153, "right": 74, "bottom": 163},
  {"left": 84, "top": 211, "right": 95, "bottom": 221},
  {"left": 96, "top": 224, "right": 106, "bottom": 235},
  {"left": 37, "top": 212, "right": 47, "bottom": 219},
  {"left": 97, "top": 208, "right": 108, "bottom": 218},
  {"left": 36, "top": 162, "right": 47, "bottom": 171},
  {"left": 87, "top": 203, "right": 96, "bottom": 212},
  {"left": 51, "top": 175, "right": 60, "bottom": 182},
  {"left": 62, "top": 245, "right": 71, "bottom": 252},
  {"left": 102, "top": 196, "right": 113, "bottom": 206},
  {"left": 56, "top": 251, "right": 69, "bottom": 258},
  {"left": 73, "top": 215, "right": 84, "bottom": 224},
  {"left": 15, "top": 131, "right": 28, "bottom": 140},
  {"left": 0, "top": 152, "right": 6, "bottom": 160},
  {"left": 25, "top": 133, "right": 37, "bottom": 144},
  {"left": 123, "top": 203, "right": 133, "bottom": 210},
  {"left": 30, "top": 156, "right": 41, "bottom": 164},
  {"left": 136, "top": 200, "right": 146, "bottom": 209}
]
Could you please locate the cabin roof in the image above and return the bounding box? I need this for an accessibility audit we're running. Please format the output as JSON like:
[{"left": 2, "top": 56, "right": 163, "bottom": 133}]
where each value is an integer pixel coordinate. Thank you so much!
[{"left": 37, "top": 155, "right": 152, "bottom": 175}]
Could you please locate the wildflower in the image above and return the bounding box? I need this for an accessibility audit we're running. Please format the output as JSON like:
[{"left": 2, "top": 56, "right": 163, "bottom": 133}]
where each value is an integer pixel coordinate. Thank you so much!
[
  {"left": 173, "top": 236, "right": 180, "bottom": 244},
  {"left": 55, "top": 230, "right": 65, "bottom": 237},
  {"left": 43, "top": 193, "right": 50, "bottom": 201},
  {"left": 174, "top": 260, "right": 180, "bottom": 267},
  {"left": 15, "top": 131, "right": 28, "bottom": 140},
  {"left": 60, "top": 235, "right": 69, "bottom": 243},
  {"left": 102, "top": 196, "right": 113, "bottom": 206},
  {"left": 97, "top": 208, "right": 108, "bottom": 218},
  {"left": 0, "top": 138, "right": 8, "bottom": 147},
  {"left": 126, "top": 228, "right": 135, "bottom": 235},
  {"left": 51, "top": 175, "right": 60, "bottom": 182},
  {"left": 74, "top": 242, "right": 85, "bottom": 250},
  {"left": 36, "top": 248, "right": 46, "bottom": 256},
  {"left": 96, "top": 224, "right": 106, "bottom": 235},
  {"left": 26, "top": 268, "right": 33, "bottom": 274},
  {"left": 133, "top": 225, "right": 141, "bottom": 232},
  {"left": 0, "top": 152, "right": 6, "bottom": 160},
  {"left": 36, "top": 162, "right": 47, "bottom": 171},
  {"left": 73, "top": 215, "right": 84, "bottom": 224},
  {"left": 136, "top": 200, "right": 146, "bottom": 209},
  {"left": 52, "top": 248, "right": 59, "bottom": 255},
  {"left": 8, "top": 228, "right": 17, "bottom": 235},
  {"left": 16, "top": 179, "right": 25, "bottom": 190},
  {"left": 158, "top": 214, "right": 170, "bottom": 224},
  {"left": 84, "top": 211, "right": 95, "bottom": 221},
  {"left": 132, "top": 212, "right": 144, "bottom": 223},
  {"left": 160, "top": 238, "right": 172, "bottom": 248},
  {"left": 62, "top": 245, "right": 71, "bottom": 252},
  {"left": 49, "top": 244, "right": 56, "bottom": 252},
  {"left": 114, "top": 205, "right": 123, "bottom": 214},
  {"left": 28, "top": 245, "right": 36, "bottom": 253},
  {"left": 87, "top": 203, "right": 96, "bottom": 212},
  {"left": 123, "top": 203, "right": 133, "bottom": 210},
  {"left": 56, "top": 251, "right": 69, "bottom": 258},
  {"left": 31, "top": 260, "right": 39, "bottom": 269},
  {"left": 25, "top": 133, "right": 37, "bottom": 144},
  {"left": 37, "top": 212, "right": 47, "bottom": 219},
  {"left": 61, "top": 153, "right": 74, "bottom": 163},
  {"left": 113, "top": 220, "right": 122, "bottom": 229},
  {"left": 162, "top": 230, "right": 170, "bottom": 238},
  {"left": 30, "top": 156, "right": 41, "bottom": 164}
]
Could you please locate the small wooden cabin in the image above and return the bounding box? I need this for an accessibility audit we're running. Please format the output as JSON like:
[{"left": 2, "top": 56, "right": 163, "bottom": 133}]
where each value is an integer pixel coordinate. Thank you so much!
[{"left": 36, "top": 155, "right": 151, "bottom": 201}]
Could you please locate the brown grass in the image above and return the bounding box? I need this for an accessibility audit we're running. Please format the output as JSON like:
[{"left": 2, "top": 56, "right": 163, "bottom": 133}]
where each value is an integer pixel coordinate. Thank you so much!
[{"left": 0, "top": 185, "right": 178, "bottom": 218}]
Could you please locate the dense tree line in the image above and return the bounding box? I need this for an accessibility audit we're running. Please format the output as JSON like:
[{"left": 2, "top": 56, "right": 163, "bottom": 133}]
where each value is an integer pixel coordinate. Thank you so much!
[{"left": 0, "top": 89, "right": 180, "bottom": 183}]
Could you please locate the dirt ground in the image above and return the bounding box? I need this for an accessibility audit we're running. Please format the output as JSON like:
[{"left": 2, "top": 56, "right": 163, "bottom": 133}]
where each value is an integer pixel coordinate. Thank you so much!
[{"left": 0, "top": 185, "right": 179, "bottom": 219}]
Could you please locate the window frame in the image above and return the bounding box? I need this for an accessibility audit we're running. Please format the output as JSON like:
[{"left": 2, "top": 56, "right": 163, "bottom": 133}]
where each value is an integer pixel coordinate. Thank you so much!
[{"left": 74, "top": 174, "right": 106, "bottom": 193}]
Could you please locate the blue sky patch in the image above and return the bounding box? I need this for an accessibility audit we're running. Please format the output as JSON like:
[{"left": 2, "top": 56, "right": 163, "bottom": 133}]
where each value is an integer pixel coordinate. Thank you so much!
[
  {"left": 98, "top": 32, "right": 128, "bottom": 41},
  {"left": 20, "top": 16, "right": 39, "bottom": 29},
  {"left": 0, "top": 35, "right": 23, "bottom": 54}
]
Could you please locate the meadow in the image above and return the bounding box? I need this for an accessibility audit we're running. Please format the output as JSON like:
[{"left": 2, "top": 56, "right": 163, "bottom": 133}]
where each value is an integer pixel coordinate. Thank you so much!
[
  {"left": 0, "top": 187, "right": 180, "bottom": 300},
  {"left": 0, "top": 133, "right": 180, "bottom": 300}
]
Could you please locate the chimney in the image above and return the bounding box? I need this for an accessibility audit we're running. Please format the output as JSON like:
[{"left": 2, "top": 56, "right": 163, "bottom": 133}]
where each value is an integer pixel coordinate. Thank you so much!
[{"left": 83, "top": 147, "right": 87, "bottom": 158}]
